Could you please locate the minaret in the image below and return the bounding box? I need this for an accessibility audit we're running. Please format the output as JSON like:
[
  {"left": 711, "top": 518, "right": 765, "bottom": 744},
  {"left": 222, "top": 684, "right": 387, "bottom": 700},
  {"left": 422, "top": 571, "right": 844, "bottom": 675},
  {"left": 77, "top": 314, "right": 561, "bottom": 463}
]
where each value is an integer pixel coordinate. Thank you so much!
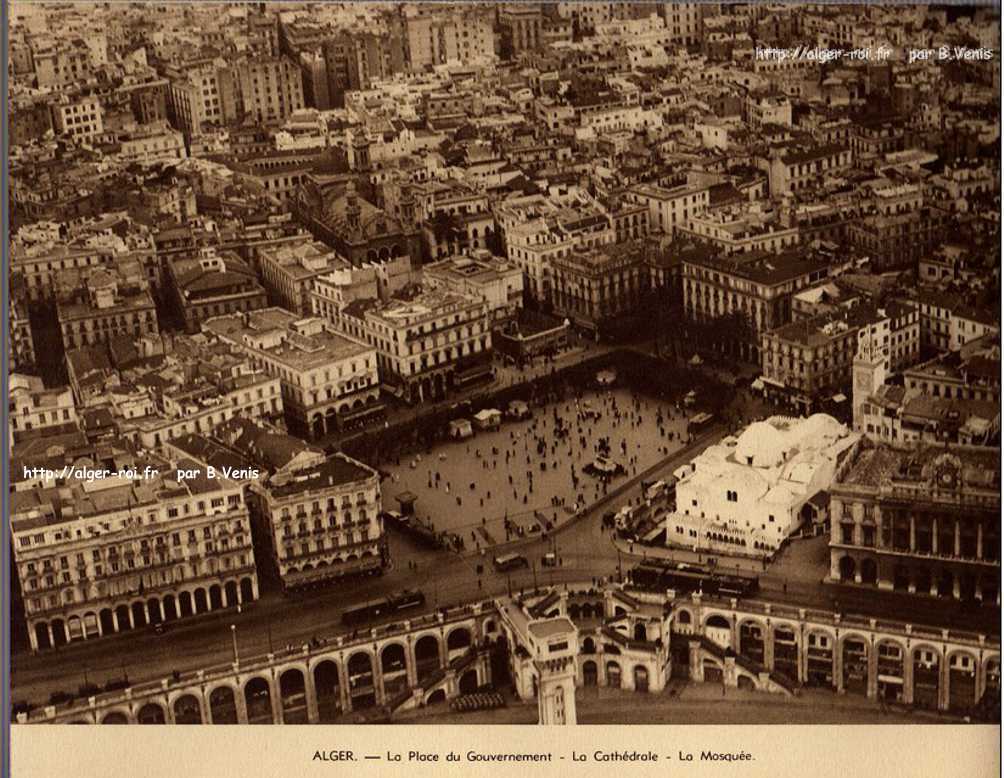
[
  {"left": 852, "top": 328, "right": 887, "bottom": 433},
  {"left": 345, "top": 180, "right": 361, "bottom": 234},
  {"left": 352, "top": 131, "right": 371, "bottom": 172}
]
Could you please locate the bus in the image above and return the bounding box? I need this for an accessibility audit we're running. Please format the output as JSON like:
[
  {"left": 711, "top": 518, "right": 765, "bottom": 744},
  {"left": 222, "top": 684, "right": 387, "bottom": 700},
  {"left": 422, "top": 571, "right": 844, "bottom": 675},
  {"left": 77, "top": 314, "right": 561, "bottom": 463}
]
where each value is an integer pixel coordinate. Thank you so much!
[{"left": 493, "top": 553, "right": 529, "bottom": 572}]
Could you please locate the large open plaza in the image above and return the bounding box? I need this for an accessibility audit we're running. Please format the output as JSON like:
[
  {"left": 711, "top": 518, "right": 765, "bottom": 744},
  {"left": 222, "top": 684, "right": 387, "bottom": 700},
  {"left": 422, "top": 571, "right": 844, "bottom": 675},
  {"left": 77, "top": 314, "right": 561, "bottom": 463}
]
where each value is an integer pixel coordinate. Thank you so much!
[{"left": 380, "top": 387, "right": 688, "bottom": 552}]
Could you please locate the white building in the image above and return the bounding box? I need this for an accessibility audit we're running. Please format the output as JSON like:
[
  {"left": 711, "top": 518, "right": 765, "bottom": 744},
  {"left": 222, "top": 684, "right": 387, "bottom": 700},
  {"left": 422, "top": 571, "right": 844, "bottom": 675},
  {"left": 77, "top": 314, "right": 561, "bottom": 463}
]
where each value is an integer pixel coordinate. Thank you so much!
[{"left": 666, "top": 415, "right": 859, "bottom": 556}]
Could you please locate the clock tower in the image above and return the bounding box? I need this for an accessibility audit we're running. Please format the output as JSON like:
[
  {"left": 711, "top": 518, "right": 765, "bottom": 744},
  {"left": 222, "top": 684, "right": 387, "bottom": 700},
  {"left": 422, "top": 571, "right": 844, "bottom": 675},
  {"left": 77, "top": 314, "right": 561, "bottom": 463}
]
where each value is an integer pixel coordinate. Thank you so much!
[{"left": 852, "top": 329, "right": 887, "bottom": 433}]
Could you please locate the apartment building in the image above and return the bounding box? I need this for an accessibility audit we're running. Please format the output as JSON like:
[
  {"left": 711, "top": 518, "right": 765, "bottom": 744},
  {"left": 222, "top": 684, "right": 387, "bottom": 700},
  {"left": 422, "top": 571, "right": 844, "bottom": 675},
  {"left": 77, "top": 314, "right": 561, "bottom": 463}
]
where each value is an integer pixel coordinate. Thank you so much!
[
  {"left": 258, "top": 240, "right": 348, "bottom": 317},
  {"left": 52, "top": 96, "right": 104, "bottom": 142},
  {"left": 422, "top": 252, "right": 524, "bottom": 327},
  {"left": 253, "top": 453, "right": 385, "bottom": 591},
  {"left": 550, "top": 241, "right": 648, "bottom": 334},
  {"left": 12, "top": 461, "right": 258, "bottom": 651},
  {"left": 766, "top": 144, "right": 852, "bottom": 197},
  {"left": 57, "top": 267, "right": 159, "bottom": 351},
  {"left": 166, "top": 248, "right": 269, "bottom": 334},
  {"left": 203, "top": 308, "right": 381, "bottom": 439},
  {"left": 327, "top": 286, "right": 493, "bottom": 405},
  {"left": 682, "top": 248, "right": 830, "bottom": 362},
  {"left": 627, "top": 183, "right": 710, "bottom": 237},
  {"left": 10, "top": 374, "right": 78, "bottom": 442}
]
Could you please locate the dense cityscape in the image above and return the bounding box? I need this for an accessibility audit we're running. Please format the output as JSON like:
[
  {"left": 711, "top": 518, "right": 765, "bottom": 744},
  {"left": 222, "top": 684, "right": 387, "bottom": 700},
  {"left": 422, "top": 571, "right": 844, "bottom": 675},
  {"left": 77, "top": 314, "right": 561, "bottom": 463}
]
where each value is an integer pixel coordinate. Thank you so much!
[{"left": 6, "top": 2, "right": 1001, "bottom": 727}]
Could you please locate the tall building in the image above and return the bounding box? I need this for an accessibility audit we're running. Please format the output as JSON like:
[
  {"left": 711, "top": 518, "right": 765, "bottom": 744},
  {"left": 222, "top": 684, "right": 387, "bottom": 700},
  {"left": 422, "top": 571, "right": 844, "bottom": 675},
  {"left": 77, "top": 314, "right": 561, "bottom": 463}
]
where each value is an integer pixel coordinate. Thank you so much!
[
  {"left": 499, "top": 5, "right": 544, "bottom": 57},
  {"left": 233, "top": 56, "right": 305, "bottom": 124}
]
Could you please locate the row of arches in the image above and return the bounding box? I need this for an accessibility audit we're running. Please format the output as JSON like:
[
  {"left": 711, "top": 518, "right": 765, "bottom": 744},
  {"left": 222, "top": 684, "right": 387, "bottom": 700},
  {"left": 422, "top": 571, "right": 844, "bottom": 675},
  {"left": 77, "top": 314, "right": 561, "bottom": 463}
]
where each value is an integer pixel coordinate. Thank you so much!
[
  {"left": 31, "top": 577, "right": 256, "bottom": 651},
  {"left": 309, "top": 393, "right": 381, "bottom": 438},
  {"left": 581, "top": 660, "right": 649, "bottom": 692},
  {"left": 88, "top": 626, "right": 481, "bottom": 725},
  {"left": 692, "top": 608, "right": 998, "bottom": 711},
  {"left": 836, "top": 555, "right": 999, "bottom": 602}
]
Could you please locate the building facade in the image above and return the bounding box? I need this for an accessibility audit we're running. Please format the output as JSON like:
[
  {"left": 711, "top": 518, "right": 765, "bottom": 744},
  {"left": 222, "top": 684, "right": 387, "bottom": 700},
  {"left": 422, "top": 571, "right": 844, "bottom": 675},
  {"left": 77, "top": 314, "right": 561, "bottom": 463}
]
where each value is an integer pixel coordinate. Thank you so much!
[
  {"left": 829, "top": 440, "right": 1000, "bottom": 605},
  {"left": 203, "top": 308, "right": 381, "bottom": 439},
  {"left": 253, "top": 453, "right": 385, "bottom": 592},
  {"left": 12, "top": 462, "right": 259, "bottom": 652}
]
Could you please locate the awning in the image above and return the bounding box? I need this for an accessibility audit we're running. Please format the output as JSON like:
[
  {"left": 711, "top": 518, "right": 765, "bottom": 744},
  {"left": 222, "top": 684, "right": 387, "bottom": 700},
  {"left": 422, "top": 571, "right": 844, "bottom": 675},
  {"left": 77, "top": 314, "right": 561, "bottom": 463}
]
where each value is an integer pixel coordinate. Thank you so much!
[{"left": 750, "top": 378, "right": 765, "bottom": 391}]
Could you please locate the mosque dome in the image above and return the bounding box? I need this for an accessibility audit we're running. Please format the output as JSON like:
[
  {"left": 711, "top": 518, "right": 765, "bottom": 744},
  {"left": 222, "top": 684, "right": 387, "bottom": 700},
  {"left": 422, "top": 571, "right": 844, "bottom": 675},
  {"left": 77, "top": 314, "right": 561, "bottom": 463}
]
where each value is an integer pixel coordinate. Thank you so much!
[{"left": 734, "top": 421, "right": 788, "bottom": 468}]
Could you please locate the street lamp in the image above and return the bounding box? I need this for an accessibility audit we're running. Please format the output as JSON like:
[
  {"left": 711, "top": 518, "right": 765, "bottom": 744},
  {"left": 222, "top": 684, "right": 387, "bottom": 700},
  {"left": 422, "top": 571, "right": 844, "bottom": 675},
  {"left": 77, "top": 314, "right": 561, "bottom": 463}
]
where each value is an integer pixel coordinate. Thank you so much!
[{"left": 230, "top": 624, "right": 239, "bottom": 667}]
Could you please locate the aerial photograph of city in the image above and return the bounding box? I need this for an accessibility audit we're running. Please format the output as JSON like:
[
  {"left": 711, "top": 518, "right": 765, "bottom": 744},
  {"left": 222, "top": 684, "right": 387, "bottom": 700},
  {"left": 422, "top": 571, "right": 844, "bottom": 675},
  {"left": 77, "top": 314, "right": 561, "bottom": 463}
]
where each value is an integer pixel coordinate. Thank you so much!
[{"left": 5, "top": 0, "right": 1001, "bottom": 734}]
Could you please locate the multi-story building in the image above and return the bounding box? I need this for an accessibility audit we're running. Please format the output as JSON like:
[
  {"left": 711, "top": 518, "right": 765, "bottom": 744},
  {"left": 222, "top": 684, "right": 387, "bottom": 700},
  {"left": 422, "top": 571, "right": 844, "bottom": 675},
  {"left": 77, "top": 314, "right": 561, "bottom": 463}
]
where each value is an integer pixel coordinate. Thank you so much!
[
  {"left": 848, "top": 183, "right": 947, "bottom": 271},
  {"left": 744, "top": 92, "right": 792, "bottom": 128},
  {"left": 328, "top": 286, "right": 493, "bottom": 404},
  {"left": 9, "top": 374, "right": 78, "bottom": 442},
  {"left": 421, "top": 251, "right": 524, "bottom": 328},
  {"left": 103, "top": 121, "right": 187, "bottom": 165},
  {"left": 666, "top": 414, "right": 859, "bottom": 557},
  {"left": 402, "top": 7, "right": 495, "bottom": 69},
  {"left": 662, "top": 2, "right": 704, "bottom": 45},
  {"left": 64, "top": 333, "right": 285, "bottom": 450},
  {"left": 902, "top": 338, "right": 1000, "bottom": 405},
  {"left": 499, "top": 5, "right": 544, "bottom": 56},
  {"left": 760, "top": 303, "right": 909, "bottom": 415},
  {"left": 57, "top": 267, "right": 159, "bottom": 350},
  {"left": 627, "top": 183, "right": 711, "bottom": 237},
  {"left": 166, "top": 248, "right": 268, "bottom": 334},
  {"left": 11, "top": 459, "right": 259, "bottom": 651},
  {"left": 203, "top": 308, "right": 381, "bottom": 439},
  {"left": 550, "top": 241, "right": 648, "bottom": 334},
  {"left": 257, "top": 240, "right": 347, "bottom": 317},
  {"left": 766, "top": 144, "right": 852, "bottom": 197},
  {"left": 858, "top": 385, "right": 1000, "bottom": 448},
  {"left": 52, "top": 95, "right": 104, "bottom": 143},
  {"left": 164, "top": 61, "right": 241, "bottom": 138},
  {"left": 11, "top": 300, "right": 36, "bottom": 372},
  {"left": 30, "top": 36, "right": 93, "bottom": 89},
  {"left": 829, "top": 440, "right": 1000, "bottom": 604},
  {"left": 495, "top": 191, "right": 615, "bottom": 305},
  {"left": 680, "top": 203, "right": 801, "bottom": 256},
  {"left": 233, "top": 56, "right": 305, "bottom": 124},
  {"left": 914, "top": 290, "right": 999, "bottom": 354},
  {"left": 681, "top": 248, "right": 830, "bottom": 362},
  {"left": 252, "top": 452, "right": 385, "bottom": 591}
]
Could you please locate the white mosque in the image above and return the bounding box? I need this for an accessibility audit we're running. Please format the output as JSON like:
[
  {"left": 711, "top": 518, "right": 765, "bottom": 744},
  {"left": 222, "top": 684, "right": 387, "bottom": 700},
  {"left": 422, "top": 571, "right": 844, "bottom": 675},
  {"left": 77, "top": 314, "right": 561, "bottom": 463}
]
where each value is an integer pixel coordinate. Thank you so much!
[{"left": 665, "top": 414, "right": 860, "bottom": 558}]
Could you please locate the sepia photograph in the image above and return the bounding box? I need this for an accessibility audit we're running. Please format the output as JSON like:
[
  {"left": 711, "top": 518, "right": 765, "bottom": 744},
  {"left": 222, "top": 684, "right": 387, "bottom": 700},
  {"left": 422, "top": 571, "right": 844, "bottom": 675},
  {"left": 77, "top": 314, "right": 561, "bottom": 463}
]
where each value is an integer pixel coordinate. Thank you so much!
[{"left": 2, "top": 1, "right": 1001, "bottom": 771}]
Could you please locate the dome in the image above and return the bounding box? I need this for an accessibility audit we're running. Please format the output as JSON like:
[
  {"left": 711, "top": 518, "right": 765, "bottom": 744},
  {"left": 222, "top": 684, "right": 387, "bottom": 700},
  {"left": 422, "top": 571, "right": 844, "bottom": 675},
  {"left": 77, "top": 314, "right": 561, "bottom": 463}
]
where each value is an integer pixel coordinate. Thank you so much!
[
  {"left": 798, "top": 414, "right": 845, "bottom": 447},
  {"left": 734, "top": 421, "right": 788, "bottom": 468}
]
